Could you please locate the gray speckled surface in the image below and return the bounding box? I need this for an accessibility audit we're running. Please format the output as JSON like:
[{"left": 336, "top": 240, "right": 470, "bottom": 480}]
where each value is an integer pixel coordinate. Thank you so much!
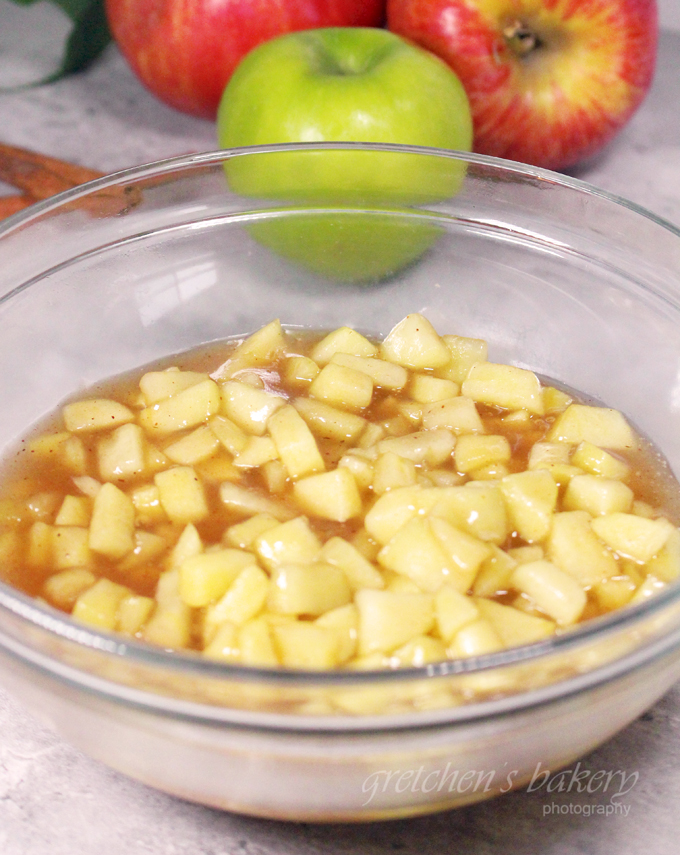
[{"left": 1, "top": 19, "right": 680, "bottom": 855}]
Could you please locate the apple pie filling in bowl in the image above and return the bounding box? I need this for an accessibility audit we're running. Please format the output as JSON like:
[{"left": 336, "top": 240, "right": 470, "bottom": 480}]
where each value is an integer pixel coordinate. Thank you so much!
[{"left": 0, "top": 143, "right": 680, "bottom": 820}]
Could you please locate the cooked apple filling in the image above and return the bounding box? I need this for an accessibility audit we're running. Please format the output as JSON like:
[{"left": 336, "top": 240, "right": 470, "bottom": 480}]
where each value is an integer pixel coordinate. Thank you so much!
[{"left": 1, "top": 314, "right": 678, "bottom": 670}]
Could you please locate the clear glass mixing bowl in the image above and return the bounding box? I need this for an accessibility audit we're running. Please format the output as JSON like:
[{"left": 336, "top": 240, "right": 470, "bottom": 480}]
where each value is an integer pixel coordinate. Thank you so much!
[{"left": 0, "top": 143, "right": 679, "bottom": 821}]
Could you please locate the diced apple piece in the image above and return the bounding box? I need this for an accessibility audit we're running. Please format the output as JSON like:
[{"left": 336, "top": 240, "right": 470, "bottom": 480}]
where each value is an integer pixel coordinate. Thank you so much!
[
  {"left": 454, "top": 434, "right": 510, "bottom": 473},
  {"left": 293, "top": 397, "right": 366, "bottom": 443},
  {"left": 179, "top": 548, "right": 254, "bottom": 607},
  {"left": 42, "top": 567, "right": 96, "bottom": 610},
  {"left": 219, "top": 481, "right": 294, "bottom": 521},
  {"left": 377, "top": 429, "right": 455, "bottom": 466},
  {"left": 154, "top": 466, "right": 209, "bottom": 524},
  {"left": 547, "top": 404, "right": 636, "bottom": 450},
  {"left": 380, "top": 313, "right": 451, "bottom": 370},
  {"left": 429, "top": 516, "right": 492, "bottom": 591},
  {"left": 139, "top": 368, "right": 209, "bottom": 404},
  {"left": 590, "top": 513, "right": 675, "bottom": 563},
  {"left": 310, "top": 326, "right": 378, "bottom": 366},
  {"left": 462, "top": 362, "right": 544, "bottom": 415},
  {"left": 232, "top": 436, "right": 278, "bottom": 469},
  {"left": 203, "top": 621, "right": 240, "bottom": 661},
  {"left": 591, "top": 576, "right": 637, "bottom": 611},
  {"left": 52, "top": 525, "right": 93, "bottom": 568},
  {"left": 129, "top": 483, "right": 167, "bottom": 525},
  {"left": 447, "top": 618, "right": 504, "bottom": 657},
  {"left": 436, "top": 334, "right": 488, "bottom": 383},
  {"left": 88, "top": 482, "right": 135, "bottom": 559},
  {"left": 391, "top": 635, "right": 448, "bottom": 666},
  {"left": 205, "top": 564, "right": 269, "bottom": 627},
  {"left": 570, "top": 441, "right": 631, "bottom": 480},
  {"left": 63, "top": 398, "right": 134, "bottom": 433},
  {"left": 97, "top": 423, "right": 146, "bottom": 482},
  {"left": 435, "top": 584, "right": 480, "bottom": 642},
  {"left": 219, "top": 380, "right": 285, "bottom": 436},
  {"left": 421, "top": 396, "right": 484, "bottom": 434},
  {"left": 253, "top": 516, "right": 322, "bottom": 570},
  {"left": 500, "top": 470, "right": 558, "bottom": 543},
  {"left": 27, "top": 431, "right": 70, "bottom": 457},
  {"left": 542, "top": 386, "right": 573, "bottom": 414},
  {"left": 237, "top": 617, "right": 279, "bottom": 666},
  {"left": 337, "top": 452, "right": 375, "bottom": 491},
  {"left": 283, "top": 355, "right": 320, "bottom": 389},
  {"left": 563, "top": 474, "right": 634, "bottom": 516},
  {"left": 511, "top": 560, "right": 587, "bottom": 626},
  {"left": 528, "top": 442, "right": 571, "bottom": 470},
  {"left": 363, "top": 485, "right": 439, "bottom": 545},
  {"left": 408, "top": 374, "right": 459, "bottom": 403},
  {"left": 293, "top": 468, "right": 362, "bottom": 522},
  {"left": 209, "top": 414, "right": 248, "bottom": 455},
  {"left": 472, "top": 545, "right": 518, "bottom": 597},
  {"left": 315, "top": 603, "right": 359, "bottom": 664},
  {"left": 355, "top": 589, "right": 434, "bottom": 655},
  {"left": 139, "top": 379, "right": 221, "bottom": 436},
  {"left": 27, "top": 521, "right": 52, "bottom": 568},
  {"left": 272, "top": 622, "right": 341, "bottom": 669},
  {"left": 475, "top": 598, "right": 555, "bottom": 647},
  {"left": 54, "top": 495, "right": 91, "bottom": 527},
  {"left": 59, "top": 436, "right": 89, "bottom": 474},
  {"left": 330, "top": 352, "right": 408, "bottom": 391},
  {"left": 72, "top": 578, "right": 130, "bottom": 630},
  {"left": 268, "top": 404, "right": 325, "bottom": 480},
  {"left": 210, "top": 319, "right": 286, "bottom": 380},
  {"left": 547, "top": 510, "right": 619, "bottom": 586},
  {"left": 164, "top": 424, "right": 220, "bottom": 466},
  {"left": 224, "top": 513, "right": 280, "bottom": 550},
  {"left": 118, "top": 530, "right": 168, "bottom": 572},
  {"left": 117, "top": 594, "right": 155, "bottom": 636},
  {"left": 646, "top": 527, "right": 680, "bottom": 583},
  {"left": 377, "top": 516, "right": 451, "bottom": 592},
  {"left": 309, "top": 363, "right": 373, "bottom": 412},
  {"left": 629, "top": 575, "right": 666, "bottom": 605},
  {"left": 372, "top": 451, "right": 418, "bottom": 494},
  {"left": 430, "top": 483, "right": 509, "bottom": 545},
  {"left": 267, "top": 563, "right": 351, "bottom": 616},
  {"left": 320, "top": 536, "right": 384, "bottom": 591}
]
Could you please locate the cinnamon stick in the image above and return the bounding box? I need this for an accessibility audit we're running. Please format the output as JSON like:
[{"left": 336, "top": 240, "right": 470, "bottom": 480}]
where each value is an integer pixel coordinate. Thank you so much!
[
  {"left": 0, "top": 142, "right": 103, "bottom": 200},
  {"left": 0, "top": 143, "right": 142, "bottom": 220},
  {"left": 0, "top": 194, "right": 32, "bottom": 218}
]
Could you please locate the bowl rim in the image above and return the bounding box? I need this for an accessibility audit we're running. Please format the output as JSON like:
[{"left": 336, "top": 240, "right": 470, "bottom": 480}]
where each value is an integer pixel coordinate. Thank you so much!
[{"left": 1, "top": 141, "right": 680, "bottom": 726}]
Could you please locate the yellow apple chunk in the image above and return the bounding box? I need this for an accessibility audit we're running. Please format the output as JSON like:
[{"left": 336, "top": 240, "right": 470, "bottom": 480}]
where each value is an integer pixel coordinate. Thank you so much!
[
  {"left": 42, "top": 567, "right": 96, "bottom": 610},
  {"left": 220, "top": 380, "right": 285, "bottom": 435},
  {"left": 63, "top": 398, "right": 135, "bottom": 433},
  {"left": 590, "top": 513, "right": 675, "bottom": 563},
  {"left": 462, "top": 363, "right": 544, "bottom": 415},
  {"left": 267, "top": 404, "right": 326, "bottom": 480},
  {"left": 570, "top": 441, "right": 631, "bottom": 480},
  {"left": 547, "top": 404, "right": 636, "bottom": 450},
  {"left": 437, "top": 334, "right": 488, "bottom": 383},
  {"left": 210, "top": 319, "right": 285, "bottom": 380},
  {"left": 293, "top": 468, "right": 362, "bottom": 522},
  {"left": 72, "top": 578, "right": 130, "bottom": 630},
  {"left": 380, "top": 313, "right": 451, "bottom": 370},
  {"left": 547, "top": 510, "right": 619, "bottom": 586},
  {"left": 140, "top": 379, "right": 221, "bottom": 435},
  {"left": 430, "top": 483, "right": 509, "bottom": 545},
  {"left": 267, "top": 562, "right": 351, "bottom": 616},
  {"left": 330, "top": 352, "right": 409, "bottom": 390},
  {"left": 272, "top": 622, "right": 342, "bottom": 669},
  {"left": 293, "top": 397, "right": 366, "bottom": 443},
  {"left": 355, "top": 589, "right": 435, "bottom": 655},
  {"left": 511, "top": 560, "right": 587, "bottom": 626},
  {"left": 563, "top": 474, "right": 634, "bottom": 517},
  {"left": 154, "top": 466, "right": 209, "bottom": 524},
  {"left": 447, "top": 618, "right": 503, "bottom": 657},
  {"left": 454, "top": 434, "right": 511, "bottom": 473},
  {"left": 309, "top": 326, "right": 378, "bottom": 365},
  {"left": 309, "top": 363, "right": 374, "bottom": 412},
  {"left": 320, "top": 536, "right": 384, "bottom": 591},
  {"left": 475, "top": 598, "right": 555, "bottom": 647},
  {"left": 178, "top": 548, "right": 254, "bottom": 607},
  {"left": 500, "top": 470, "right": 558, "bottom": 543},
  {"left": 139, "top": 368, "right": 209, "bottom": 404},
  {"left": 421, "top": 395, "right": 484, "bottom": 434},
  {"left": 435, "top": 584, "right": 480, "bottom": 643},
  {"left": 88, "top": 481, "right": 135, "bottom": 559},
  {"left": 253, "top": 516, "right": 322, "bottom": 570}
]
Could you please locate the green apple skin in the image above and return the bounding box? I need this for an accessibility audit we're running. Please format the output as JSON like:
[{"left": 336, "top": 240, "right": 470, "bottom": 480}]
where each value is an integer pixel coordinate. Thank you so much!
[
  {"left": 217, "top": 27, "right": 472, "bottom": 204},
  {"left": 216, "top": 27, "right": 472, "bottom": 282}
]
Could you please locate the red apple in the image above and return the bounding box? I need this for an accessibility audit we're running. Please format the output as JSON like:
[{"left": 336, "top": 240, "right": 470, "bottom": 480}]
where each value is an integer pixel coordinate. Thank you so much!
[
  {"left": 387, "top": 0, "right": 658, "bottom": 170},
  {"left": 105, "top": 0, "right": 387, "bottom": 118}
]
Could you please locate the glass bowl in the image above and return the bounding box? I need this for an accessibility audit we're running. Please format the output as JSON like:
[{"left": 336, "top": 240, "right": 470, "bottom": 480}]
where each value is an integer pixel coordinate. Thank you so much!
[{"left": 0, "top": 143, "right": 679, "bottom": 822}]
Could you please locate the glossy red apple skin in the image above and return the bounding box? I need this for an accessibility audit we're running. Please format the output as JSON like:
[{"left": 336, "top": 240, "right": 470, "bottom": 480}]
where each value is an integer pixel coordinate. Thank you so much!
[
  {"left": 387, "top": 0, "right": 658, "bottom": 170},
  {"left": 105, "top": 0, "right": 387, "bottom": 118}
]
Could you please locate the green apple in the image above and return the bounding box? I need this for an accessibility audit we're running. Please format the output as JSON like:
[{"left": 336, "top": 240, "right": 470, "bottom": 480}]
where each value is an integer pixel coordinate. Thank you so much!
[{"left": 216, "top": 27, "right": 473, "bottom": 282}]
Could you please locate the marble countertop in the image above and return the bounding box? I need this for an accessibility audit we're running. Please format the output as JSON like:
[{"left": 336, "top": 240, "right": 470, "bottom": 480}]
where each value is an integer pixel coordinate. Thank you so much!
[{"left": 1, "top": 23, "right": 680, "bottom": 855}]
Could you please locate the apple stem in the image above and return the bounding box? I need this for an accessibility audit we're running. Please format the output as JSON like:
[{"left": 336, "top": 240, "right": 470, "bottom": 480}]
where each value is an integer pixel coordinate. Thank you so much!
[{"left": 503, "top": 20, "right": 541, "bottom": 58}]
